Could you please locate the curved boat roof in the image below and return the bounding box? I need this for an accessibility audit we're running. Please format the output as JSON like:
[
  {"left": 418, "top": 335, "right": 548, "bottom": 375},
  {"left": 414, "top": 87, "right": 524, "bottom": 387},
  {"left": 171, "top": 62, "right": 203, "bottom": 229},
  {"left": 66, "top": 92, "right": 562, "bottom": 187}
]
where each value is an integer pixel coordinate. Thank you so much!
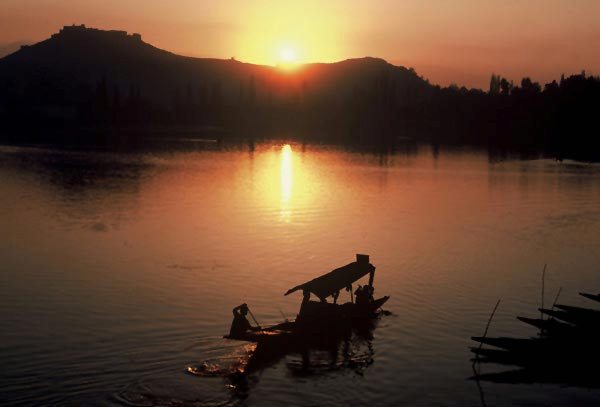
[{"left": 285, "top": 255, "right": 375, "bottom": 299}]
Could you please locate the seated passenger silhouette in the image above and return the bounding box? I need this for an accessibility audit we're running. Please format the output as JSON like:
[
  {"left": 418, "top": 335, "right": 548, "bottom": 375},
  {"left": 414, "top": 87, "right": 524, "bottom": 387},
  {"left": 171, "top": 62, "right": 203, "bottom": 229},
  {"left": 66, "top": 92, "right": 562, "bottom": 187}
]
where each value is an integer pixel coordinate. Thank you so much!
[
  {"left": 355, "top": 285, "right": 365, "bottom": 307},
  {"left": 355, "top": 285, "right": 374, "bottom": 309},
  {"left": 364, "top": 285, "right": 374, "bottom": 303},
  {"left": 229, "top": 303, "right": 259, "bottom": 338}
]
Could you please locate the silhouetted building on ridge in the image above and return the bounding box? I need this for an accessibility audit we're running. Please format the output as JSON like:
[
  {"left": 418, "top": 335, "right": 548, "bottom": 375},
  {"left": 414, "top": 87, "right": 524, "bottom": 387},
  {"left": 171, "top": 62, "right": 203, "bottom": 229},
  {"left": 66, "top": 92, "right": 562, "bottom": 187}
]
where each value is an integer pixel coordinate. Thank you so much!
[{"left": 51, "top": 24, "right": 142, "bottom": 42}]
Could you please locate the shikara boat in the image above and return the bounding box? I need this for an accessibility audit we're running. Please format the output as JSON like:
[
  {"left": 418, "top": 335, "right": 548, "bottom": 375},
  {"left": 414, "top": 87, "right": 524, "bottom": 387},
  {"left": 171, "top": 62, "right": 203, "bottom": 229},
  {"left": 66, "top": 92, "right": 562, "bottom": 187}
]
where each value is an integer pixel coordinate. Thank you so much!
[
  {"left": 222, "top": 255, "right": 389, "bottom": 374},
  {"left": 224, "top": 254, "right": 389, "bottom": 343}
]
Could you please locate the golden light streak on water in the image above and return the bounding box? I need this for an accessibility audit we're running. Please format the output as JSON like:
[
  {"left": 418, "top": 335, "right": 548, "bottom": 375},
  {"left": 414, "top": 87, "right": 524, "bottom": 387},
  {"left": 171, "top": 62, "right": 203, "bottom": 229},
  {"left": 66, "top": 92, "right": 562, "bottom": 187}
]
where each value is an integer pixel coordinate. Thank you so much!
[{"left": 280, "top": 144, "right": 293, "bottom": 222}]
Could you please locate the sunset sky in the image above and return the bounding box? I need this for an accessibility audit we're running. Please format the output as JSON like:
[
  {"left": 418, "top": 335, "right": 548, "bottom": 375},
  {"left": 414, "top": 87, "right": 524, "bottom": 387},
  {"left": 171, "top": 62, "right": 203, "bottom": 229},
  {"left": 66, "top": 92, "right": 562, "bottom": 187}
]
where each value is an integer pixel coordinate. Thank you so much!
[{"left": 1, "top": 0, "right": 599, "bottom": 89}]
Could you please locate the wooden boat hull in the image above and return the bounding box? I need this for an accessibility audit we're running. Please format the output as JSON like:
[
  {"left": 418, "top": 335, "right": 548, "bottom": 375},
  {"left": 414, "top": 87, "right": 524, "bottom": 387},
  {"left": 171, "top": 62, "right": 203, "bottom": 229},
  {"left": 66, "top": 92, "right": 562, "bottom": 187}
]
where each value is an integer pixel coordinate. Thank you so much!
[
  {"left": 225, "top": 297, "right": 389, "bottom": 343},
  {"left": 471, "top": 336, "right": 542, "bottom": 352},
  {"left": 554, "top": 304, "right": 600, "bottom": 317},
  {"left": 580, "top": 292, "right": 600, "bottom": 303},
  {"left": 471, "top": 288, "right": 600, "bottom": 388},
  {"left": 516, "top": 316, "right": 574, "bottom": 334},
  {"left": 540, "top": 307, "right": 600, "bottom": 326}
]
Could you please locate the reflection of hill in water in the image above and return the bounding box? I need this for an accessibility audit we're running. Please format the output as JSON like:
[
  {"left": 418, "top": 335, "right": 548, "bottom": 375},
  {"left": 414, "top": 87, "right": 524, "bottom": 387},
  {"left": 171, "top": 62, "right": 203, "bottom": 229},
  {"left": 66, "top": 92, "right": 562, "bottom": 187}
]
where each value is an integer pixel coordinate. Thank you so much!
[
  {"left": 0, "top": 146, "right": 148, "bottom": 193},
  {"left": 0, "top": 138, "right": 220, "bottom": 196},
  {"left": 0, "top": 137, "right": 422, "bottom": 193},
  {"left": 0, "top": 146, "right": 159, "bottom": 232}
]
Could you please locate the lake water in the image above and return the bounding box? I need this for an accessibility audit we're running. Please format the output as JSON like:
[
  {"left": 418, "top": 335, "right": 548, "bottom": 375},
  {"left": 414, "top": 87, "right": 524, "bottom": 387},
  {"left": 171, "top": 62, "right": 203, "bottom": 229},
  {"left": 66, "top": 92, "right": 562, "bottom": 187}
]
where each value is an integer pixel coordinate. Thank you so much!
[{"left": 1, "top": 140, "right": 600, "bottom": 406}]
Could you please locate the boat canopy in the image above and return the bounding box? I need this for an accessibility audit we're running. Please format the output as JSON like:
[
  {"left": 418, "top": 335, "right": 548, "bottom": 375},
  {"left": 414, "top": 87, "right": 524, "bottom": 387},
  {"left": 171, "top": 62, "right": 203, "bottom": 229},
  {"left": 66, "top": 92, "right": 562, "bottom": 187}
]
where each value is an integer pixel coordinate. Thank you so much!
[{"left": 284, "top": 254, "right": 375, "bottom": 300}]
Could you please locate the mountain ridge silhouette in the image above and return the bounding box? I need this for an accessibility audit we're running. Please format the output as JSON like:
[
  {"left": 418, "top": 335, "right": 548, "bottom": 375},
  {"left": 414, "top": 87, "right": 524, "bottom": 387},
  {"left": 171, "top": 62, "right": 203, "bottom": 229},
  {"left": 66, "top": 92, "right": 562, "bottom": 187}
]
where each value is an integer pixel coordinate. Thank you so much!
[{"left": 0, "top": 24, "right": 431, "bottom": 109}]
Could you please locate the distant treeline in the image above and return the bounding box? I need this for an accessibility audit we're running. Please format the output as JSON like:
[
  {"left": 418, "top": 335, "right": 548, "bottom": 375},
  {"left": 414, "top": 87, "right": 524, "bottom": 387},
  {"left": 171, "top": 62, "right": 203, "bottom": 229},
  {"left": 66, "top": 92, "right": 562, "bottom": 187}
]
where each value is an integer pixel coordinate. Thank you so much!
[{"left": 3, "top": 71, "right": 599, "bottom": 159}]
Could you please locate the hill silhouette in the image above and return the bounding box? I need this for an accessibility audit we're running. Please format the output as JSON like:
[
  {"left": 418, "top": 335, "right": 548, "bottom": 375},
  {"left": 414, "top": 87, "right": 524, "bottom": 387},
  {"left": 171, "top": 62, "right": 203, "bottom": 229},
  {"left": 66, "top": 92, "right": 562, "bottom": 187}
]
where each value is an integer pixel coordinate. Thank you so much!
[
  {"left": 0, "top": 42, "right": 26, "bottom": 59},
  {"left": 0, "top": 25, "right": 429, "bottom": 116},
  {"left": 1, "top": 25, "right": 600, "bottom": 160}
]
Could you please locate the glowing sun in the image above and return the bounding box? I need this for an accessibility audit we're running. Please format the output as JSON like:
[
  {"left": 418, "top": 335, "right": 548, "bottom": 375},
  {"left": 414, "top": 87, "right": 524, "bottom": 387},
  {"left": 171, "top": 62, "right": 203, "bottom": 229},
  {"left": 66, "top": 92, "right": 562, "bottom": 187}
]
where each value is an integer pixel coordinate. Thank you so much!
[{"left": 279, "top": 47, "right": 298, "bottom": 63}]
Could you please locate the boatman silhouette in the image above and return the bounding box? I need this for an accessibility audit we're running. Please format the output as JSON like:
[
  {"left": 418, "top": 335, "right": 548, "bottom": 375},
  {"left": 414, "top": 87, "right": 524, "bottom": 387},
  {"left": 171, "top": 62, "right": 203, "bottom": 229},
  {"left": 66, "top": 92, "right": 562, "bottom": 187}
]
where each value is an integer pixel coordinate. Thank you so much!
[{"left": 229, "top": 303, "right": 260, "bottom": 338}]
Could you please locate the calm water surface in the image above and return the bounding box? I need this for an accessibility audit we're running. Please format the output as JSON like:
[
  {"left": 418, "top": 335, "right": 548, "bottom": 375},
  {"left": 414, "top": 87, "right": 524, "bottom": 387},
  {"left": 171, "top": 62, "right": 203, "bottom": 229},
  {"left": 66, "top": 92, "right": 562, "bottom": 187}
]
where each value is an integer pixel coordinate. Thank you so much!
[{"left": 1, "top": 141, "right": 600, "bottom": 406}]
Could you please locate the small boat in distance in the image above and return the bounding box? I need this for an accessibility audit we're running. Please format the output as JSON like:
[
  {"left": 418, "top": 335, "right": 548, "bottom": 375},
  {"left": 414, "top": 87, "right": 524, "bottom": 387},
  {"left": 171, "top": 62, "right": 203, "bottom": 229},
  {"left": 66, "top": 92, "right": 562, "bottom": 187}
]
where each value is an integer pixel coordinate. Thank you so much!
[{"left": 224, "top": 254, "right": 389, "bottom": 342}]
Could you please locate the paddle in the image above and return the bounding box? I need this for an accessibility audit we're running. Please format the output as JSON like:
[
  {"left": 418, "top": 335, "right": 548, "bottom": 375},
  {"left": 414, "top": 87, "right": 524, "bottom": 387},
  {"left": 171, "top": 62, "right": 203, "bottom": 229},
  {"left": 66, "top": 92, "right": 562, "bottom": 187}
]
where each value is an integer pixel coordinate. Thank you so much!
[{"left": 247, "top": 307, "right": 262, "bottom": 329}]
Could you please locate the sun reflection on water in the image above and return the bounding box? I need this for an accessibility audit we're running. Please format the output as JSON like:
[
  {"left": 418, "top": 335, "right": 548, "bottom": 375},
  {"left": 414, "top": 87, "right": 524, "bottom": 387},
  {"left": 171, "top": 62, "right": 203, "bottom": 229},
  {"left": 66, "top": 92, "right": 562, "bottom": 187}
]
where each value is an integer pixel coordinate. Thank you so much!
[
  {"left": 254, "top": 142, "right": 324, "bottom": 224},
  {"left": 280, "top": 144, "right": 293, "bottom": 222}
]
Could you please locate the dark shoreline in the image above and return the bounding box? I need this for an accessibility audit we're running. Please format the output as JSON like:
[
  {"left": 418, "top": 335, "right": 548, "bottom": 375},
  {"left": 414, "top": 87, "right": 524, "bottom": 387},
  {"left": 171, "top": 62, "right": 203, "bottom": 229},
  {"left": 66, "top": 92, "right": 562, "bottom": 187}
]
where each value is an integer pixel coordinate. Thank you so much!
[{"left": 2, "top": 126, "right": 597, "bottom": 165}]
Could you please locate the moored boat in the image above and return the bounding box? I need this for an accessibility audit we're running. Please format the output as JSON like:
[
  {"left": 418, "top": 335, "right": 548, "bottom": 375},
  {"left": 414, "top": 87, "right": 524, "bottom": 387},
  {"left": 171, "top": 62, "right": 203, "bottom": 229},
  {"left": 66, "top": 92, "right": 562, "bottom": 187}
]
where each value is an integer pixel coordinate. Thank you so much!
[
  {"left": 580, "top": 292, "right": 600, "bottom": 302},
  {"left": 471, "top": 287, "right": 600, "bottom": 388},
  {"left": 539, "top": 307, "right": 599, "bottom": 326},
  {"left": 554, "top": 303, "right": 600, "bottom": 317},
  {"left": 516, "top": 316, "right": 574, "bottom": 335}
]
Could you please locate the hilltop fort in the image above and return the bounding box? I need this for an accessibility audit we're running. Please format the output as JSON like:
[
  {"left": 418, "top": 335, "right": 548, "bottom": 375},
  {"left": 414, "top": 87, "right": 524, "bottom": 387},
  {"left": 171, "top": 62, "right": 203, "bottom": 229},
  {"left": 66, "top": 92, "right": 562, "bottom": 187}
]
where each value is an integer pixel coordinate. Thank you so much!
[{"left": 53, "top": 24, "right": 142, "bottom": 41}]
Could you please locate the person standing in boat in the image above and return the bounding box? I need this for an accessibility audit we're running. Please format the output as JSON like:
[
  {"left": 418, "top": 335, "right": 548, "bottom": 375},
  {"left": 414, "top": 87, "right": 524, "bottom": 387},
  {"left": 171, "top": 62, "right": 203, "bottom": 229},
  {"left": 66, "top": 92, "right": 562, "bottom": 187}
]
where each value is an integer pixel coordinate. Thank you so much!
[
  {"left": 301, "top": 290, "right": 311, "bottom": 307},
  {"left": 229, "top": 303, "right": 259, "bottom": 338}
]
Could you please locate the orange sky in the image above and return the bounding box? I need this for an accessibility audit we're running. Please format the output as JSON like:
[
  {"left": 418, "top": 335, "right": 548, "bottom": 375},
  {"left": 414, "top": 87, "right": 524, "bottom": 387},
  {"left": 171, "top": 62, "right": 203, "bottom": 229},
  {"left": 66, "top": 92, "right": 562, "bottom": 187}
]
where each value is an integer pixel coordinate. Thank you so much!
[{"left": 1, "top": 0, "right": 599, "bottom": 89}]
